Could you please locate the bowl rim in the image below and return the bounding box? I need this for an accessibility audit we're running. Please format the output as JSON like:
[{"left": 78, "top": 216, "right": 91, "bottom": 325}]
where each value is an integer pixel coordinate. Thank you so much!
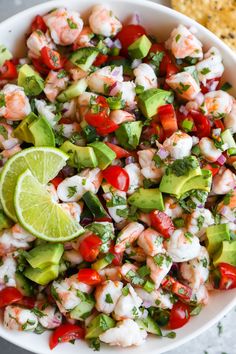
[{"left": 0, "top": 1, "right": 236, "bottom": 353}]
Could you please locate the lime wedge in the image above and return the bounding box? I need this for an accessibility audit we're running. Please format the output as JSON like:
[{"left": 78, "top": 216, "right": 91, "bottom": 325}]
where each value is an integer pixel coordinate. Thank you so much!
[
  {"left": 14, "top": 169, "right": 84, "bottom": 241},
  {"left": 0, "top": 147, "right": 68, "bottom": 221}
]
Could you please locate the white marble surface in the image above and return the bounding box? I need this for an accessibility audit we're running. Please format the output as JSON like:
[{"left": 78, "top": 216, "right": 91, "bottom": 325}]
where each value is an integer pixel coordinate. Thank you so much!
[{"left": 0, "top": 1, "right": 235, "bottom": 353}]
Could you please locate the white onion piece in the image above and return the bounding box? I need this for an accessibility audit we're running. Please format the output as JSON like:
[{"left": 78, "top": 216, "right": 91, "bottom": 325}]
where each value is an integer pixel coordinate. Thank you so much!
[
  {"left": 127, "top": 12, "right": 141, "bottom": 25},
  {"left": 131, "top": 59, "right": 142, "bottom": 69},
  {"left": 195, "top": 92, "right": 204, "bottom": 106}
]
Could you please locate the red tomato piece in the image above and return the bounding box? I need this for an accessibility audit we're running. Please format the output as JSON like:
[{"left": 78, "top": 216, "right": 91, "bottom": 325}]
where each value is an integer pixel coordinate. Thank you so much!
[
  {"left": 59, "top": 117, "right": 73, "bottom": 124},
  {"left": 109, "top": 242, "right": 123, "bottom": 266},
  {"left": 105, "top": 142, "right": 131, "bottom": 159},
  {"left": 169, "top": 301, "right": 190, "bottom": 330},
  {"left": 31, "top": 15, "right": 47, "bottom": 33},
  {"left": 162, "top": 276, "right": 192, "bottom": 301},
  {"left": 218, "top": 263, "right": 236, "bottom": 290},
  {"left": 49, "top": 323, "right": 85, "bottom": 350},
  {"left": 79, "top": 234, "right": 102, "bottom": 262},
  {"left": 202, "top": 163, "right": 220, "bottom": 177},
  {"left": 146, "top": 43, "right": 171, "bottom": 77},
  {"left": 150, "top": 210, "right": 174, "bottom": 239},
  {"left": 0, "top": 287, "right": 23, "bottom": 308},
  {"left": 16, "top": 297, "right": 36, "bottom": 309},
  {"left": 166, "top": 62, "right": 179, "bottom": 78},
  {"left": 142, "top": 121, "right": 165, "bottom": 143},
  {"left": 158, "top": 104, "right": 178, "bottom": 137},
  {"left": 0, "top": 60, "right": 18, "bottom": 80},
  {"left": 32, "top": 58, "right": 50, "bottom": 76},
  {"left": 103, "top": 166, "right": 130, "bottom": 192},
  {"left": 93, "top": 54, "right": 108, "bottom": 67},
  {"left": 116, "top": 24, "right": 147, "bottom": 56},
  {"left": 50, "top": 177, "right": 64, "bottom": 189},
  {"left": 189, "top": 110, "right": 211, "bottom": 138},
  {"left": 41, "top": 47, "right": 62, "bottom": 71},
  {"left": 200, "top": 77, "right": 221, "bottom": 94},
  {"left": 78, "top": 268, "right": 102, "bottom": 285},
  {"left": 214, "top": 119, "right": 225, "bottom": 131},
  {"left": 96, "top": 119, "right": 119, "bottom": 136}
]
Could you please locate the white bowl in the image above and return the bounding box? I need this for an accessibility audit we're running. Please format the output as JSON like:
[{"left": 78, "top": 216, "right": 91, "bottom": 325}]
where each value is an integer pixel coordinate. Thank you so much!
[{"left": 0, "top": 0, "right": 236, "bottom": 353}]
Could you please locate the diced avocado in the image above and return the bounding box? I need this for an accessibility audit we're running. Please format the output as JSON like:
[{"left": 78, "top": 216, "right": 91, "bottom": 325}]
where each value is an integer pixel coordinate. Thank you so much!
[
  {"left": 92, "top": 254, "right": 114, "bottom": 271},
  {"left": 83, "top": 191, "right": 108, "bottom": 218},
  {"left": 228, "top": 147, "right": 236, "bottom": 156},
  {"left": 85, "top": 314, "right": 116, "bottom": 339},
  {"left": 60, "top": 140, "right": 98, "bottom": 169},
  {"left": 24, "top": 264, "right": 59, "bottom": 285},
  {"left": 115, "top": 121, "right": 142, "bottom": 150},
  {"left": 138, "top": 88, "right": 173, "bottom": 118},
  {"left": 0, "top": 209, "right": 13, "bottom": 230},
  {"left": 221, "top": 129, "right": 236, "bottom": 149},
  {"left": 128, "top": 188, "right": 164, "bottom": 212},
  {"left": 206, "top": 224, "right": 230, "bottom": 255},
  {"left": 179, "top": 169, "right": 212, "bottom": 197},
  {"left": 70, "top": 296, "right": 95, "bottom": 320},
  {"left": 89, "top": 141, "right": 116, "bottom": 169},
  {"left": 0, "top": 45, "right": 12, "bottom": 67},
  {"left": 15, "top": 271, "right": 34, "bottom": 297},
  {"left": 136, "top": 316, "right": 162, "bottom": 336},
  {"left": 18, "top": 64, "right": 44, "bottom": 96},
  {"left": 29, "top": 116, "right": 55, "bottom": 147},
  {"left": 13, "top": 112, "right": 38, "bottom": 143},
  {"left": 70, "top": 47, "right": 99, "bottom": 71},
  {"left": 128, "top": 35, "right": 152, "bottom": 59},
  {"left": 213, "top": 240, "right": 236, "bottom": 266},
  {"left": 57, "top": 78, "right": 87, "bottom": 102},
  {"left": 25, "top": 243, "right": 64, "bottom": 269},
  {"left": 159, "top": 157, "right": 202, "bottom": 199}
]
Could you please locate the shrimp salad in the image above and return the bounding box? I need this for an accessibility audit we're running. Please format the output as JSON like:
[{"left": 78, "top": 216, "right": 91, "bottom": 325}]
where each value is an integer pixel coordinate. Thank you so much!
[{"left": 0, "top": 4, "right": 236, "bottom": 351}]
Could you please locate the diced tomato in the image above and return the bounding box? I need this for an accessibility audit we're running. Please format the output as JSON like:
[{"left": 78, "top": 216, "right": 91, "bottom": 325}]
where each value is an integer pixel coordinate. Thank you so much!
[
  {"left": 158, "top": 104, "right": 178, "bottom": 137},
  {"left": 109, "top": 242, "right": 123, "bottom": 266},
  {"left": 96, "top": 120, "right": 119, "bottom": 136},
  {"left": 78, "top": 268, "right": 102, "bottom": 285},
  {"left": 94, "top": 216, "right": 112, "bottom": 222},
  {"left": 142, "top": 121, "right": 165, "bottom": 143},
  {"left": 146, "top": 43, "right": 172, "bottom": 77},
  {"left": 93, "top": 54, "right": 108, "bottom": 67},
  {"left": 116, "top": 24, "right": 147, "bottom": 56},
  {"left": 32, "top": 58, "right": 50, "bottom": 76},
  {"left": 0, "top": 60, "right": 18, "bottom": 80},
  {"left": 217, "top": 263, "right": 236, "bottom": 290},
  {"left": 162, "top": 276, "right": 192, "bottom": 301},
  {"left": 49, "top": 323, "right": 85, "bottom": 350},
  {"left": 202, "top": 163, "right": 220, "bottom": 177},
  {"left": 79, "top": 234, "right": 102, "bottom": 262},
  {"left": 50, "top": 177, "right": 64, "bottom": 189},
  {"left": 200, "top": 77, "right": 221, "bottom": 94},
  {"left": 166, "top": 62, "right": 179, "bottom": 78},
  {"left": 103, "top": 166, "right": 130, "bottom": 192},
  {"left": 31, "top": 15, "right": 47, "bottom": 33},
  {"left": 214, "top": 119, "right": 225, "bottom": 131},
  {"left": 0, "top": 287, "right": 23, "bottom": 308},
  {"left": 189, "top": 110, "right": 211, "bottom": 138},
  {"left": 105, "top": 142, "right": 131, "bottom": 159},
  {"left": 169, "top": 301, "right": 190, "bottom": 330},
  {"left": 59, "top": 117, "right": 73, "bottom": 124},
  {"left": 41, "top": 47, "right": 62, "bottom": 71},
  {"left": 150, "top": 210, "right": 174, "bottom": 239},
  {"left": 16, "top": 297, "right": 36, "bottom": 309}
]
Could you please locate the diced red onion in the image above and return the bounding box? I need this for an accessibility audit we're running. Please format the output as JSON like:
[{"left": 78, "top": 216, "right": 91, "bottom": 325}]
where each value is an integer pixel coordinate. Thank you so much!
[
  {"left": 186, "top": 101, "right": 199, "bottom": 112},
  {"left": 113, "top": 39, "right": 122, "bottom": 49},
  {"left": 157, "top": 148, "right": 169, "bottom": 160},
  {"left": 111, "top": 66, "right": 123, "bottom": 78},
  {"left": 61, "top": 165, "right": 76, "bottom": 178},
  {"left": 109, "top": 136, "right": 119, "bottom": 145},
  {"left": 104, "top": 37, "right": 114, "bottom": 48},
  {"left": 179, "top": 105, "right": 189, "bottom": 116},
  {"left": 195, "top": 92, "right": 204, "bottom": 106},
  {"left": 216, "top": 154, "right": 227, "bottom": 166},
  {"left": 125, "top": 156, "right": 136, "bottom": 165},
  {"left": 127, "top": 12, "right": 141, "bottom": 25},
  {"left": 2, "top": 138, "right": 18, "bottom": 150},
  {"left": 221, "top": 207, "right": 235, "bottom": 222},
  {"left": 131, "top": 59, "right": 142, "bottom": 69},
  {"left": 212, "top": 128, "right": 221, "bottom": 136},
  {"left": 208, "top": 80, "right": 219, "bottom": 92},
  {"left": 64, "top": 242, "right": 73, "bottom": 250},
  {"left": 111, "top": 159, "right": 123, "bottom": 166},
  {"left": 109, "top": 82, "right": 121, "bottom": 96}
]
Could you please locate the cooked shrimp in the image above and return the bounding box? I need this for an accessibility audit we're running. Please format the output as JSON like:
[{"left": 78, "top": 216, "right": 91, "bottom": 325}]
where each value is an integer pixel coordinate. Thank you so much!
[
  {"left": 166, "top": 24, "right": 203, "bottom": 60},
  {"left": 199, "top": 137, "right": 222, "bottom": 162},
  {"left": 95, "top": 280, "right": 123, "bottom": 314},
  {"left": 4, "top": 306, "right": 38, "bottom": 331},
  {"left": 115, "top": 222, "right": 145, "bottom": 253},
  {"left": 124, "top": 163, "right": 144, "bottom": 195},
  {"left": 1, "top": 144, "right": 21, "bottom": 159},
  {"left": 63, "top": 249, "right": 83, "bottom": 265},
  {"left": 0, "top": 123, "right": 20, "bottom": 150},
  {"left": 36, "top": 303, "right": 62, "bottom": 329},
  {"left": 57, "top": 176, "right": 87, "bottom": 202},
  {"left": 212, "top": 168, "right": 236, "bottom": 194},
  {"left": 125, "top": 245, "right": 146, "bottom": 262},
  {"left": 163, "top": 131, "right": 193, "bottom": 160},
  {"left": 0, "top": 254, "right": 16, "bottom": 287},
  {"left": 0, "top": 84, "right": 31, "bottom": 121},
  {"left": 135, "top": 288, "right": 173, "bottom": 309},
  {"left": 164, "top": 197, "right": 183, "bottom": 219},
  {"left": 166, "top": 229, "right": 201, "bottom": 262},
  {"left": 89, "top": 5, "right": 122, "bottom": 37},
  {"left": 201, "top": 90, "right": 233, "bottom": 117},
  {"left": 134, "top": 63, "right": 157, "bottom": 90},
  {"left": 110, "top": 110, "right": 135, "bottom": 125},
  {"left": 196, "top": 47, "right": 224, "bottom": 85},
  {"left": 46, "top": 183, "right": 59, "bottom": 203},
  {"left": 113, "top": 284, "right": 142, "bottom": 320},
  {"left": 99, "top": 319, "right": 147, "bottom": 347},
  {"left": 60, "top": 202, "right": 83, "bottom": 222},
  {"left": 103, "top": 189, "right": 127, "bottom": 224},
  {"left": 115, "top": 81, "right": 136, "bottom": 109},
  {"left": 224, "top": 100, "right": 236, "bottom": 134},
  {"left": 26, "top": 30, "right": 53, "bottom": 59},
  {"left": 137, "top": 149, "right": 164, "bottom": 181},
  {"left": 55, "top": 122, "right": 80, "bottom": 139},
  {"left": 180, "top": 246, "right": 209, "bottom": 290},
  {"left": 98, "top": 266, "right": 121, "bottom": 282},
  {"left": 138, "top": 228, "right": 164, "bottom": 256},
  {"left": 43, "top": 8, "right": 83, "bottom": 46},
  {"left": 77, "top": 92, "right": 97, "bottom": 119},
  {"left": 120, "top": 263, "right": 139, "bottom": 283},
  {"left": 147, "top": 254, "right": 172, "bottom": 289},
  {"left": 44, "top": 70, "right": 69, "bottom": 102},
  {"left": 62, "top": 99, "right": 77, "bottom": 119},
  {"left": 79, "top": 167, "right": 103, "bottom": 194},
  {"left": 187, "top": 208, "right": 214, "bottom": 238},
  {"left": 191, "top": 284, "right": 209, "bottom": 305},
  {"left": 87, "top": 66, "right": 123, "bottom": 95},
  {"left": 73, "top": 26, "right": 94, "bottom": 48},
  {"left": 166, "top": 72, "right": 201, "bottom": 101}
]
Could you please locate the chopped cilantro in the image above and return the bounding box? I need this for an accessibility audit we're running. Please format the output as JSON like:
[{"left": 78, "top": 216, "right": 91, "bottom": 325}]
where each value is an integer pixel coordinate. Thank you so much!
[
  {"left": 221, "top": 82, "right": 232, "bottom": 91},
  {"left": 132, "top": 306, "right": 139, "bottom": 318},
  {"left": 185, "top": 232, "right": 193, "bottom": 241},
  {"left": 0, "top": 125, "right": 8, "bottom": 139},
  {"left": 116, "top": 208, "right": 129, "bottom": 218},
  {"left": 57, "top": 69, "right": 67, "bottom": 79},
  {"left": 190, "top": 304, "right": 202, "bottom": 316},
  {"left": 106, "top": 96, "right": 125, "bottom": 110},
  {"left": 217, "top": 322, "right": 223, "bottom": 336},
  {"left": 126, "top": 270, "right": 144, "bottom": 285},
  {"left": 197, "top": 215, "right": 205, "bottom": 229},
  {"left": 176, "top": 82, "right": 191, "bottom": 94},
  {"left": 89, "top": 338, "right": 101, "bottom": 351},
  {"left": 200, "top": 67, "right": 211, "bottom": 75},
  {"left": 107, "top": 195, "right": 126, "bottom": 207},
  {"left": 0, "top": 93, "right": 5, "bottom": 108},
  {"left": 138, "top": 265, "right": 150, "bottom": 278},
  {"left": 164, "top": 331, "right": 176, "bottom": 339},
  {"left": 67, "top": 186, "right": 77, "bottom": 198},
  {"left": 143, "top": 178, "right": 155, "bottom": 189},
  {"left": 149, "top": 51, "right": 164, "bottom": 71},
  {"left": 223, "top": 191, "right": 233, "bottom": 205},
  {"left": 67, "top": 18, "right": 78, "bottom": 29},
  {"left": 201, "top": 257, "right": 208, "bottom": 268},
  {"left": 167, "top": 156, "right": 199, "bottom": 177},
  {"left": 105, "top": 293, "right": 113, "bottom": 304},
  {"left": 135, "top": 85, "right": 145, "bottom": 94},
  {"left": 31, "top": 308, "right": 47, "bottom": 318},
  {"left": 122, "top": 285, "right": 129, "bottom": 296},
  {"left": 175, "top": 34, "right": 181, "bottom": 42}
]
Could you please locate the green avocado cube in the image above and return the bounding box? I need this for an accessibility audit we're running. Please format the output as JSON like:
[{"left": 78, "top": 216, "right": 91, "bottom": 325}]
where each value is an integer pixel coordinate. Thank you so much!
[
  {"left": 0, "top": 45, "right": 12, "bottom": 67},
  {"left": 24, "top": 264, "right": 59, "bottom": 285},
  {"left": 29, "top": 116, "right": 55, "bottom": 147},
  {"left": 70, "top": 47, "right": 99, "bottom": 71},
  {"left": 213, "top": 240, "right": 236, "bottom": 266},
  {"left": 25, "top": 243, "right": 64, "bottom": 269},
  {"left": 128, "top": 188, "right": 164, "bottom": 212},
  {"left": 60, "top": 140, "right": 98, "bottom": 169},
  {"left": 13, "top": 112, "right": 38, "bottom": 143},
  {"left": 206, "top": 224, "right": 230, "bottom": 255},
  {"left": 89, "top": 141, "right": 116, "bottom": 170},
  {"left": 85, "top": 314, "right": 116, "bottom": 339},
  {"left": 115, "top": 121, "right": 142, "bottom": 150},
  {"left": 179, "top": 169, "right": 212, "bottom": 197},
  {"left": 18, "top": 64, "right": 44, "bottom": 96},
  {"left": 128, "top": 35, "right": 152, "bottom": 59},
  {"left": 138, "top": 88, "right": 173, "bottom": 118}
]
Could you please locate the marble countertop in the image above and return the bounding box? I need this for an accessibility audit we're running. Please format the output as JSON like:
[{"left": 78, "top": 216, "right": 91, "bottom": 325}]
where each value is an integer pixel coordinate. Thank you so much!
[{"left": 0, "top": 1, "right": 235, "bottom": 354}]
